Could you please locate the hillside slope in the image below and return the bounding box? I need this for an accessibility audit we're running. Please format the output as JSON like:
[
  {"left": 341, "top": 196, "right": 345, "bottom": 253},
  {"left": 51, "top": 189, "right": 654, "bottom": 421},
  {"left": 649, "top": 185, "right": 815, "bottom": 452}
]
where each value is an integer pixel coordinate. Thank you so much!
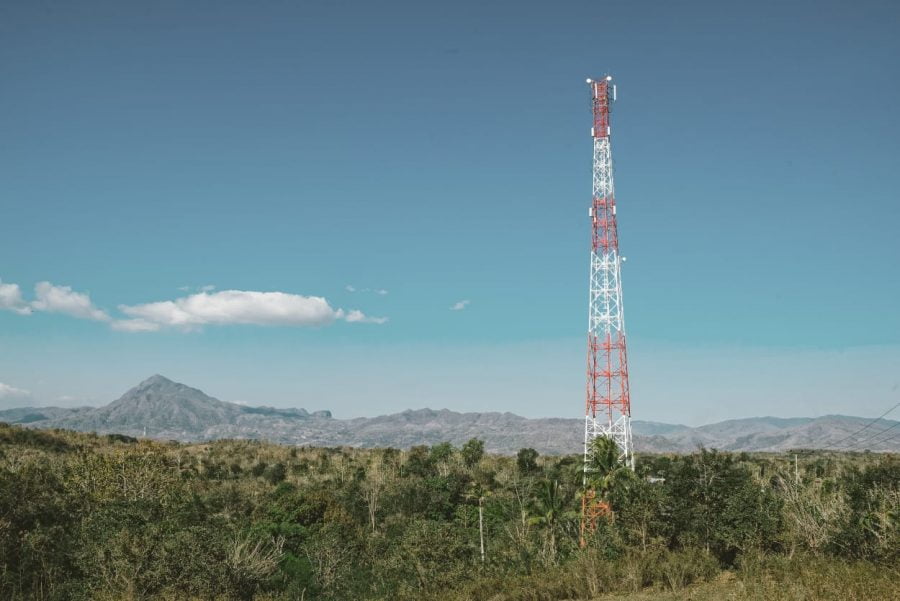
[{"left": 2, "top": 375, "right": 897, "bottom": 453}]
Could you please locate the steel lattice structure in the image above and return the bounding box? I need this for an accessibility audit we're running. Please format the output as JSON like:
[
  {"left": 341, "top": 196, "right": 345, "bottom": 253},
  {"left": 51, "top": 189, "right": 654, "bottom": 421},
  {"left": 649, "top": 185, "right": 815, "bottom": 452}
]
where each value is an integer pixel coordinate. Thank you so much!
[{"left": 583, "top": 76, "right": 633, "bottom": 526}]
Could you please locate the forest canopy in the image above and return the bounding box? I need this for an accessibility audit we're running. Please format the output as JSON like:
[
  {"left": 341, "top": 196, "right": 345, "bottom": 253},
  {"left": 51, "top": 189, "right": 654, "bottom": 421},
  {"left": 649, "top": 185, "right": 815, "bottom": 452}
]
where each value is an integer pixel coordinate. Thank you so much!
[{"left": 0, "top": 423, "right": 897, "bottom": 601}]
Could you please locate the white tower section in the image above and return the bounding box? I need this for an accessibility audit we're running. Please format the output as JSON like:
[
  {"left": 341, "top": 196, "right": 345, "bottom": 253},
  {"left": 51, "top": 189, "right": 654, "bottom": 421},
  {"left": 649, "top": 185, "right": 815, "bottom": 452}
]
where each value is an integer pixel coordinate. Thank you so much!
[{"left": 584, "top": 76, "right": 633, "bottom": 478}]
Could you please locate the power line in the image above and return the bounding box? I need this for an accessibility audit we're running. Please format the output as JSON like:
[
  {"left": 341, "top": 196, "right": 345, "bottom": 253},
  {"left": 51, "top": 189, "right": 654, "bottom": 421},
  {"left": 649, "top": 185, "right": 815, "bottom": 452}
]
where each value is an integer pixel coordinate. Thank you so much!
[
  {"left": 835, "top": 418, "right": 899, "bottom": 450},
  {"left": 869, "top": 430, "right": 900, "bottom": 447},
  {"left": 828, "top": 401, "right": 900, "bottom": 449},
  {"left": 844, "top": 420, "right": 900, "bottom": 450}
]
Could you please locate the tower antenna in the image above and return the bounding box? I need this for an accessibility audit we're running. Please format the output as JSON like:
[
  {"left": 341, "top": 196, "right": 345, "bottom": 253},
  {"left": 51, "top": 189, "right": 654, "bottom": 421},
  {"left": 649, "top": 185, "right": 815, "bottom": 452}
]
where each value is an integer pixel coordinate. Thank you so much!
[{"left": 582, "top": 74, "right": 634, "bottom": 540}]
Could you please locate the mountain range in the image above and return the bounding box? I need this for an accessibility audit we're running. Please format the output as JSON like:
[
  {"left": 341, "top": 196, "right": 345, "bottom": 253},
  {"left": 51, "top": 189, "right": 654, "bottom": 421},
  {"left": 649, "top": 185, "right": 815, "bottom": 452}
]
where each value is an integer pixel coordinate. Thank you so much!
[{"left": 2, "top": 375, "right": 897, "bottom": 454}]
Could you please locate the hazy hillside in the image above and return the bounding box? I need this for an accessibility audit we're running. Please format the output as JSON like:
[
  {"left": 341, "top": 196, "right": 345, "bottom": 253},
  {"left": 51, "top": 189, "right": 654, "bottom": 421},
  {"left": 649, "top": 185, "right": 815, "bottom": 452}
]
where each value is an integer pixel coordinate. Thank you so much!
[
  {"left": 2, "top": 375, "right": 897, "bottom": 453},
  {"left": 0, "top": 405, "right": 94, "bottom": 423}
]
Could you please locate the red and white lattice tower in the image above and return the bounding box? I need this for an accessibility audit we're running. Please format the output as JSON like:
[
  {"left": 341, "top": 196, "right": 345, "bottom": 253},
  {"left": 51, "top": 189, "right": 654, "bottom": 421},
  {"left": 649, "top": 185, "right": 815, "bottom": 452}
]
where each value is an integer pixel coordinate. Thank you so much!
[{"left": 584, "top": 75, "right": 633, "bottom": 478}]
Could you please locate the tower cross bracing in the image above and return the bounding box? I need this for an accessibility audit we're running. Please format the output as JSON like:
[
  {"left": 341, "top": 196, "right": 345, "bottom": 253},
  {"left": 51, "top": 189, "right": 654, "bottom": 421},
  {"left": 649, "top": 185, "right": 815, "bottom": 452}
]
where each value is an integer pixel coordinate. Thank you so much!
[{"left": 583, "top": 75, "right": 634, "bottom": 484}]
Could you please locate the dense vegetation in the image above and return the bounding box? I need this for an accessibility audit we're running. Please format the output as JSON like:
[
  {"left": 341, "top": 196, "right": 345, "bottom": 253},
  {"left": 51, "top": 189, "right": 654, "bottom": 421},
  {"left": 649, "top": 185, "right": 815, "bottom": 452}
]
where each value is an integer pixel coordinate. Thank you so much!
[{"left": 0, "top": 423, "right": 897, "bottom": 600}]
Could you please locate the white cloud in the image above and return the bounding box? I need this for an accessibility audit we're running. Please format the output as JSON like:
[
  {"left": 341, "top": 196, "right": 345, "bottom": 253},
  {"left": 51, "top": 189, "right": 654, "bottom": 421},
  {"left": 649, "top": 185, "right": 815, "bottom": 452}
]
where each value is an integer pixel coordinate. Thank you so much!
[
  {"left": 120, "top": 290, "right": 336, "bottom": 328},
  {"left": 346, "top": 285, "right": 388, "bottom": 296},
  {"left": 118, "top": 289, "right": 387, "bottom": 331},
  {"left": 0, "top": 279, "right": 31, "bottom": 315},
  {"left": 450, "top": 299, "right": 470, "bottom": 311},
  {"left": 31, "top": 282, "right": 110, "bottom": 321},
  {"left": 344, "top": 309, "right": 388, "bottom": 324},
  {"left": 2, "top": 278, "right": 387, "bottom": 332},
  {"left": 0, "top": 382, "right": 31, "bottom": 399}
]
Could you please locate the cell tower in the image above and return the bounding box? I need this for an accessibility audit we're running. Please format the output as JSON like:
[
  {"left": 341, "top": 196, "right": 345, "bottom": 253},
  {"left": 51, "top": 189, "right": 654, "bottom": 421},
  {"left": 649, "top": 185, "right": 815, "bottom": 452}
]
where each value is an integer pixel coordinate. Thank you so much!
[{"left": 582, "top": 75, "right": 633, "bottom": 534}]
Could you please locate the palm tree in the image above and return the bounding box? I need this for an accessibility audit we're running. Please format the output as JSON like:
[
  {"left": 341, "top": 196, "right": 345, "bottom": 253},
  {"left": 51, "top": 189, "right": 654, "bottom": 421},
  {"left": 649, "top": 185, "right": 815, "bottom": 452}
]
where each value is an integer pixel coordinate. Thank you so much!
[
  {"left": 528, "top": 480, "right": 575, "bottom": 563},
  {"left": 580, "top": 437, "right": 633, "bottom": 545},
  {"left": 584, "top": 436, "right": 632, "bottom": 503}
]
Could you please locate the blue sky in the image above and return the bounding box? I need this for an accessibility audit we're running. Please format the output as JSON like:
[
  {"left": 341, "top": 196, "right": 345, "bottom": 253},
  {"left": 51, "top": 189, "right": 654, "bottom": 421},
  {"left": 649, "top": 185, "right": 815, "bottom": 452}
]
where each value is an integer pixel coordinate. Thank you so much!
[{"left": 1, "top": 0, "right": 898, "bottom": 424}]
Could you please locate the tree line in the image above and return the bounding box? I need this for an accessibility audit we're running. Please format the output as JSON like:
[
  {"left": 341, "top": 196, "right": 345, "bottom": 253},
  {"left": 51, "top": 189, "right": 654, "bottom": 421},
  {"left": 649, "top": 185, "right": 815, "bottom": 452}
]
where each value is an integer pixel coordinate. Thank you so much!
[{"left": 0, "top": 423, "right": 897, "bottom": 600}]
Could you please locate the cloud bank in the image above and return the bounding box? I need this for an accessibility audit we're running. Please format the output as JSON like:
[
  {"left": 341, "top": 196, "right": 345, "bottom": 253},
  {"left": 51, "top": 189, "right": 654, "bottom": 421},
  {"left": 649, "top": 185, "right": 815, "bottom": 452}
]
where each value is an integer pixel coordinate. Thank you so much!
[
  {"left": 0, "top": 279, "right": 31, "bottom": 315},
  {"left": 32, "top": 282, "right": 110, "bottom": 321},
  {"left": 1, "top": 277, "right": 387, "bottom": 333},
  {"left": 119, "top": 290, "right": 361, "bottom": 331}
]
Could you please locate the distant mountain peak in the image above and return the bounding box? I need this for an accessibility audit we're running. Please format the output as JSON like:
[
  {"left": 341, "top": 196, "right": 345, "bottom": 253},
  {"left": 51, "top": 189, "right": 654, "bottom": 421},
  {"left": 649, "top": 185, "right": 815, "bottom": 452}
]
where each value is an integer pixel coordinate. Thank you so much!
[
  {"left": 135, "top": 374, "right": 182, "bottom": 389},
  {"left": 1, "top": 375, "right": 329, "bottom": 439},
  {"left": 110, "top": 374, "right": 226, "bottom": 410},
  {"left": 3, "top": 376, "right": 897, "bottom": 453}
]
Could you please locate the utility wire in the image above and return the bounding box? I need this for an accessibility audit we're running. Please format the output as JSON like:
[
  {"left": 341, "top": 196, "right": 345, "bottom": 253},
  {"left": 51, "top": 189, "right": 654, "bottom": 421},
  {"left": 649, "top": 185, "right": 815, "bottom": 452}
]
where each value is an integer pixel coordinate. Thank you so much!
[
  {"left": 840, "top": 418, "right": 900, "bottom": 450},
  {"left": 844, "top": 420, "right": 900, "bottom": 450},
  {"left": 828, "top": 401, "right": 900, "bottom": 449},
  {"left": 868, "top": 429, "right": 900, "bottom": 447},
  {"left": 835, "top": 419, "right": 899, "bottom": 450}
]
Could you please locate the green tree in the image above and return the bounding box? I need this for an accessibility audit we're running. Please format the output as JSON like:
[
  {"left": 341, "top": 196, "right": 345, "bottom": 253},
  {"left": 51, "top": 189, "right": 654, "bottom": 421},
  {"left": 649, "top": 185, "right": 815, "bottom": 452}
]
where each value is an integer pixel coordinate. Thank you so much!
[
  {"left": 461, "top": 438, "right": 485, "bottom": 468},
  {"left": 429, "top": 442, "right": 454, "bottom": 464},
  {"left": 405, "top": 445, "right": 434, "bottom": 478},
  {"left": 265, "top": 462, "right": 287, "bottom": 485},
  {"left": 516, "top": 448, "right": 539, "bottom": 475},
  {"left": 664, "top": 449, "right": 780, "bottom": 563},
  {"left": 613, "top": 476, "right": 671, "bottom": 551}
]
